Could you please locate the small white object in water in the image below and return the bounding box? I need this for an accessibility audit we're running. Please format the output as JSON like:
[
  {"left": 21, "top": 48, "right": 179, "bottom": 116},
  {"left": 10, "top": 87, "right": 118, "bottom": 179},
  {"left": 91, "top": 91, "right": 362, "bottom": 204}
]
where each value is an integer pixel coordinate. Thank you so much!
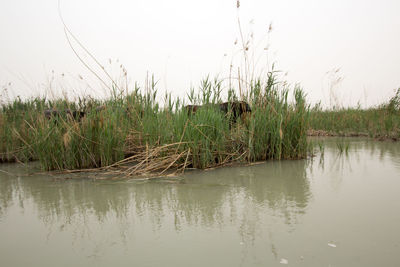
[
  {"left": 280, "top": 258, "right": 289, "bottom": 264},
  {"left": 239, "top": 242, "right": 244, "bottom": 245},
  {"left": 328, "top": 243, "right": 337, "bottom": 248}
]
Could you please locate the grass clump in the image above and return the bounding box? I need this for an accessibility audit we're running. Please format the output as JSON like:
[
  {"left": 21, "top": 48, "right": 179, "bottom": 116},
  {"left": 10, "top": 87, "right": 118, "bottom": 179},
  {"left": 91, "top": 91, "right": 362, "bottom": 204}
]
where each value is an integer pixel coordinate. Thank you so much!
[{"left": 0, "top": 97, "right": 45, "bottom": 162}]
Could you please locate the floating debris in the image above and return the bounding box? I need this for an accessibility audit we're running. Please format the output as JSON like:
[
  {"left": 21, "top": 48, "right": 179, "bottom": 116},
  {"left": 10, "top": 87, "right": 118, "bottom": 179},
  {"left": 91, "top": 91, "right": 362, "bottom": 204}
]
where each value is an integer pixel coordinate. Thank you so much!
[
  {"left": 328, "top": 243, "right": 337, "bottom": 248},
  {"left": 280, "top": 258, "right": 289, "bottom": 264}
]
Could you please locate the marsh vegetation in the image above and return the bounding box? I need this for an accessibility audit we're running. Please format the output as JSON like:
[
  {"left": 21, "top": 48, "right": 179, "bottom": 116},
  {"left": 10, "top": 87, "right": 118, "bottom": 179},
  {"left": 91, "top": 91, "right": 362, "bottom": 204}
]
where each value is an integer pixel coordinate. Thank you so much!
[
  {"left": 0, "top": 71, "right": 309, "bottom": 176},
  {"left": 309, "top": 88, "right": 400, "bottom": 140}
]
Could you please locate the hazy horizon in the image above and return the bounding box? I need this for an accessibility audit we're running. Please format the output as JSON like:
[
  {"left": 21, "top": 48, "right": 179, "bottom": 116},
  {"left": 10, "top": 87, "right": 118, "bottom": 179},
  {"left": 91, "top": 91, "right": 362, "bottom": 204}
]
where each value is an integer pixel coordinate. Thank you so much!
[{"left": 1, "top": 0, "right": 399, "bottom": 108}]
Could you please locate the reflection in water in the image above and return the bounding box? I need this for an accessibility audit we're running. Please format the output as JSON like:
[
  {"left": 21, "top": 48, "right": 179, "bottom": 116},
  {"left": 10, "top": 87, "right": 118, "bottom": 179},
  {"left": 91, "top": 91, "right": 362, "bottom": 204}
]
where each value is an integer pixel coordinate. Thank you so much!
[
  {"left": 0, "top": 158, "right": 311, "bottom": 234},
  {"left": 310, "top": 138, "right": 400, "bottom": 189},
  {"left": 1, "top": 138, "right": 400, "bottom": 267},
  {"left": 314, "top": 137, "right": 400, "bottom": 169},
  {"left": 0, "top": 157, "right": 311, "bottom": 266}
]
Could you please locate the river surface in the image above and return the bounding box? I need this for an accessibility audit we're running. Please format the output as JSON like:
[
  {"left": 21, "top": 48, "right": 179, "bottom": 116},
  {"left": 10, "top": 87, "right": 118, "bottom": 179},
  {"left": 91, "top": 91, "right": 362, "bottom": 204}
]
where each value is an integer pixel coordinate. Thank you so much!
[{"left": 0, "top": 138, "right": 399, "bottom": 267}]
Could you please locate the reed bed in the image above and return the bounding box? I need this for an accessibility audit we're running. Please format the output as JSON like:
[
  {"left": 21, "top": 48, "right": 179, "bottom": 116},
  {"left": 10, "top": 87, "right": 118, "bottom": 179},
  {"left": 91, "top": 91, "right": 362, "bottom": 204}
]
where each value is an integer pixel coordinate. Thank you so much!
[
  {"left": 309, "top": 89, "right": 400, "bottom": 140},
  {"left": 0, "top": 72, "right": 310, "bottom": 176}
]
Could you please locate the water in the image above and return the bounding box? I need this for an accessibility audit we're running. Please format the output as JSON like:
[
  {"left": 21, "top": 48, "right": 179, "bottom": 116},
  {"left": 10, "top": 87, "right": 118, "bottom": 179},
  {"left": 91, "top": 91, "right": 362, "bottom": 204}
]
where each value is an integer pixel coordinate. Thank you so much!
[{"left": 0, "top": 138, "right": 399, "bottom": 267}]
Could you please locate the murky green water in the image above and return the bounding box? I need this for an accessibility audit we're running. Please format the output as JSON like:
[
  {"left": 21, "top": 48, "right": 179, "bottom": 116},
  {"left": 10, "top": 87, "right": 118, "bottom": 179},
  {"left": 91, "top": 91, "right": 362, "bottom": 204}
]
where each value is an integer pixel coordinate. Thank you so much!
[{"left": 1, "top": 138, "right": 399, "bottom": 267}]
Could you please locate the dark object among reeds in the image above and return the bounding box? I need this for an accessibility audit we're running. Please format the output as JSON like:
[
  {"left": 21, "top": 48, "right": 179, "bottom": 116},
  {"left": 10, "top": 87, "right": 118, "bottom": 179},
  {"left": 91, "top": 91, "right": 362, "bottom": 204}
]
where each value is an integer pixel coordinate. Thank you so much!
[
  {"left": 44, "top": 109, "right": 86, "bottom": 121},
  {"left": 185, "top": 101, "right": 251, "bottom": 124}
]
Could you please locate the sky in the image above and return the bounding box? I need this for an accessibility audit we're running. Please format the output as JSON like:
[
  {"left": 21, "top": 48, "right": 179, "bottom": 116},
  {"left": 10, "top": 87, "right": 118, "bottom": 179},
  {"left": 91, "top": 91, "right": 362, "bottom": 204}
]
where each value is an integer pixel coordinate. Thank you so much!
[{"left": 1, "top": 0, "right": 400, "bottom": 107}]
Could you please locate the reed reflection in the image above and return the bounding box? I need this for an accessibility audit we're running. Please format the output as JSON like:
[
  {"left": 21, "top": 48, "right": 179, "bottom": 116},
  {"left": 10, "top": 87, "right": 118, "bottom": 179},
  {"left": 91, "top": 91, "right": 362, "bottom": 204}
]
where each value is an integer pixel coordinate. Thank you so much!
[
  {"left": 310, "top": 137, "right": 400, "bottom": 173},
  {"left": 0, "top": 158, "right": 312, "bottom": 232}
]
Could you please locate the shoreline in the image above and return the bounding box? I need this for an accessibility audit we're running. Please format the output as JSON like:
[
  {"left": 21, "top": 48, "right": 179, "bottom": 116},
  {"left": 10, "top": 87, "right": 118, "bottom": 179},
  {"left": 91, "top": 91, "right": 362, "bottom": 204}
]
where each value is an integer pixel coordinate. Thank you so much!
[{"left": 307, "top": 129, "right": 399, "bottom": 141}]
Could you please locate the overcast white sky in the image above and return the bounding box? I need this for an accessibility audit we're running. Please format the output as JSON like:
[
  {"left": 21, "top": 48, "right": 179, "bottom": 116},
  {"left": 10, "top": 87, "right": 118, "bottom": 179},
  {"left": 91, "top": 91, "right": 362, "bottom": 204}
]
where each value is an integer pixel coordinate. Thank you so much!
[{"left": 1, "top": 0, "right": 399, "bottom": 107}]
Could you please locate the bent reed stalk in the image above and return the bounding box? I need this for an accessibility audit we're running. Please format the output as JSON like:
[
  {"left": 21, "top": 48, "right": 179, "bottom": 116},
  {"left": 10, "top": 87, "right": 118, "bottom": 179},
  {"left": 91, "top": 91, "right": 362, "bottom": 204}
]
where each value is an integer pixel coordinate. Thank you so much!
[{"left": 0, "top": 72, "right": 310, "bottom": 176}]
